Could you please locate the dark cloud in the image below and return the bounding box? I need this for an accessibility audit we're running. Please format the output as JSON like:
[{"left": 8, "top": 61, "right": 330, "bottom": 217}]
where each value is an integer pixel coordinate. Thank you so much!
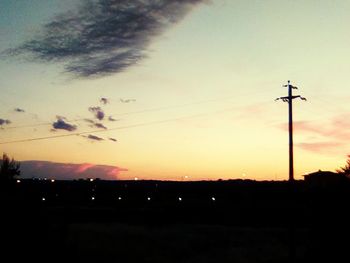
[
  {"left": 100, "top": 97, "right": 109, "bottom": 105},
  {"left": 108, "top": 116, "right": 118, "bottom": 121},
  {"left": 0, "top": 119, "right": 11, "bottom": 126},
  {"left": 89, "top": 106, "right": 105, "bottom": 120},
  {"left": 86, "top": 134, "right": 104, "bottom": 141},
  {"left": 52, "top": 116, "right": 77, "bottom": 131},
  {"left": 20, "top": 160, "right": 128, "bottom": 180},
  {"left": 84, "top": 118, "right": 107, "bottom": 129},
  {"left": 14, "top": 108, "right": 25, "bottom": 113},
  {"left": 109, "top": 137, "right": 117, "bottom": 142},
  {"left": 94, "top": 123, "right": 107, "bottom": 129},
  {"left": 6, "top": 0, "right": 206, "bottom": 77}
]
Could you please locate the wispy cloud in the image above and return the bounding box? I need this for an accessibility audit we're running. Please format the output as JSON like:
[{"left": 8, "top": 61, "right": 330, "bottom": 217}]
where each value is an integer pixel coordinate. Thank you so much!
[
  {"left": 278, "top": 114, "right": 350, "bottom": 155},
  {"left": 0, "top": 119, "right": 11, "bottom": 126},
  {"left": 94, "top": 123, "right": 107, "bottom": 130},
  {"left": 52, "top": 116, "right": 77, "bottom": 131},
  {"left": 89, "top": 106, "right": 105, "bottom": 120},
  {"left": 108, "top": 116, "right": 118, "bottom": 122},
  {"left": 14, "top": 108, "right": 25, "bottom": 113},
  {"left": 84, "top": 118, "right": 107, "bottom": 129},
  {"left": 85, "top": 134, "right": 104, "bottom": 141},
  {"left": 280, "top": 118, "right": 350, "bottom": 141},
  {"left": 297, "top": 142, "right": 343, "bottom": 154},
  {"left": 100, "top": 97, "right": 109, "bottom": 105},
  {"left": 120, "top": 98, "right": 136, "bottom": 103},
  {"left": 6, "top": 0, "right": 206, "bottom": 77}
]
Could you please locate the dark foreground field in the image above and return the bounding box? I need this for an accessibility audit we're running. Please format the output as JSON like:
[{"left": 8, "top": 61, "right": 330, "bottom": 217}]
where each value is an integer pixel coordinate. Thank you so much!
[{"left": 1, "top": 179, "right": 349, "bottom": 262}]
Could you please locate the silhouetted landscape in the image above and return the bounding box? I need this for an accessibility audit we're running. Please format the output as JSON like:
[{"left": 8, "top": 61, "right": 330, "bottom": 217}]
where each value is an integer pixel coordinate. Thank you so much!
[{"left": 2, "top": 174, "right": 350, "bottom": 263}]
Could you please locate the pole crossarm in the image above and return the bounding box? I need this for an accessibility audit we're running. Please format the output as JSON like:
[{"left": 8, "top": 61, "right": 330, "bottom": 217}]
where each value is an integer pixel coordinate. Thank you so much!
[{"left": 275, "top": 95, "right": 307, "bottom": 102}]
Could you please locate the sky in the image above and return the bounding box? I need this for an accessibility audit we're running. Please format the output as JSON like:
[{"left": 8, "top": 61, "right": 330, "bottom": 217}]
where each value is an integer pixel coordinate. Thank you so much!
[{"left": 1, "top": 0, "right": 350, "bottom": 181}]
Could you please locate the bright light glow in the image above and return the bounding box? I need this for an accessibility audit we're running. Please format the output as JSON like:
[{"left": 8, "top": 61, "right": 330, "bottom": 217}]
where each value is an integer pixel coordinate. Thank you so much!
[
  {"left": 134, "top": 177, "right": 138, "bottom": 181},
  {"left": 90, "top": 178, "right": 94, "bottom": 182},
  {"left": 147, "top": 197, "right": 151, "bottom": 201},
  {"left": 42, "top": 197, "right": 46, "bottom": 201},
  {"left": 178, "top": 197, "right": 182, "bottom": 201},
  {"left": 211, "top": 197, "right": 216, "bottom": 201},
  {"left": 16, "top": 180, "right": 21, "bottom": 183},
  {"left": 91, "top": 196, "right": 95, "bottom": 200},
  {"left": 118, "top": 197, "right": 122, "bottom": 200},
  {"left": 51, "top": 179, "right": 55, "bottom": 183}
]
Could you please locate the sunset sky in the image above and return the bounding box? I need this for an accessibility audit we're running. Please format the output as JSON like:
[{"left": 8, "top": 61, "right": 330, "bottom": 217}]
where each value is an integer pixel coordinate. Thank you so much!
[{"left": 1, "top": 0, "right": 350, "bottom": 180}]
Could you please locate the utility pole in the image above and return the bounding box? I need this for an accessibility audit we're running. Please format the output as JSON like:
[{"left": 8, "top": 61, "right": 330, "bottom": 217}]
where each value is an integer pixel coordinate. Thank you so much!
[
  {"left": 276, "top": 81, "right": 307, "bottom": 263},
  {"left": 276, "top": 80, "right": 306, "bottom": 181}
]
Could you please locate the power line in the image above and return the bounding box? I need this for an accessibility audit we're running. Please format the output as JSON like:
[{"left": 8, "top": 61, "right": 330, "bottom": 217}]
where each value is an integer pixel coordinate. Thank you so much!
[
  {"left": 0, "top": 106, "right": 239, "bottom": 145},
  {"left": 2, "top": 87, "right": 276, "bottom": 130}
]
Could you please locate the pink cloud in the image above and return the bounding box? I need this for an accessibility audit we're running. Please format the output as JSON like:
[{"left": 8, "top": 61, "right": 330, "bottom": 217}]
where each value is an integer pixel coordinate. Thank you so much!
[
  {"left": 277, "top": 113, "right": 350, "bottom": 155},
  {"left": 297, "top": 142, "right": 344, "bottom": 154},
  {"left": 20, "top": 161, "right": 128, "bottom": 180},
  {"left": 75, "top": 163, "right": 95, "bottom": 173}
]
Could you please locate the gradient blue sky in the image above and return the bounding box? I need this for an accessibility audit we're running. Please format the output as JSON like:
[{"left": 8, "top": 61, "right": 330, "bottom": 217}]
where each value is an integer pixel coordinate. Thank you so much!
[{"left": 1, "top": 0, "right": 350, "bottom": 180}]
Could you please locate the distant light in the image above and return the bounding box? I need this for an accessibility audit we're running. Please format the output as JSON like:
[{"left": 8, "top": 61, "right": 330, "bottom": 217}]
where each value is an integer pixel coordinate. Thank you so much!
[
  {"left": 134, "top": 177, "right": 138, "bottom": 181},
  {"left": 118, "top": 197, "right": 122, "bottom": 200},
  {"left": 51, "top": 179, "right": 55, "bottom": 183},
  {"left": 184, "top": 175, "right": 188, "bottom": 179},
  {"left": 178, "top": 197, "right": 182, "bottom": 201},
  {"left": 91, "top": 196, "right": 95, "bottom": 200},
  {"left": 42, "top": 197, "right": 46, "bottom": 201},
  {"left": 90, "top": 178, "right": 94, "bottom": 182},
  {"left": 16, "top": 180, "right": 21, "bottom": 183},
  {"left": 211, "top": 197, "right": 216, "bottom": 201},
  {"left": 44, "top": 178, "right": 47, "bottom": 181},
  {"left": 242, "top": 173, "right": 246, "bottom": 178},
  {"left": 147, "top": 197, "right": 151, "bottom": 201}
]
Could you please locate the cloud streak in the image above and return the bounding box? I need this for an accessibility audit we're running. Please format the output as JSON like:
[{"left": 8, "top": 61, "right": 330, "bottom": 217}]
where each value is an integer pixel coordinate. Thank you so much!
[
  {"left": 278, "top": 115, "right": 350, "bottom": 155},
  {"left": 297, "top": 142, "right": 343, "bottom": 154},
  {"left": 14, "top": 108, "right": 25, "bottom": 113},
  {"left": 85, "top": 134, "right": 104, "bottom": 141},
  {"left": 84, "top": 118, "right": 107, "bottom": 129},
  {"left": 108, "top": 116, "right": 118, "bottom": 122},
  {"left": 7, "top": 0, "right": 206, "bottom": 77}
]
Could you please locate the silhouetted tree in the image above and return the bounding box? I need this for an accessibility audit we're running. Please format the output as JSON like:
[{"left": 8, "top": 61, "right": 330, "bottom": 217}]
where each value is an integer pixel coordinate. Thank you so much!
[
  {"left": 0, "top": 153, "right": 21, "bottom": 181},
  {"left": 336, "top": 155, "right": 350, "bottom": 177}
]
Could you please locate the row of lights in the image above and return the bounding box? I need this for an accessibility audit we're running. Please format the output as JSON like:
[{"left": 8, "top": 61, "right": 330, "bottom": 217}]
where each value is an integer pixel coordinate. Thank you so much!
[
  {"left": 41, "top": 196, "right": 217, "bottom": 202},
  {"left": 17, "top": 179, "right": 55, "bottom": 183}
]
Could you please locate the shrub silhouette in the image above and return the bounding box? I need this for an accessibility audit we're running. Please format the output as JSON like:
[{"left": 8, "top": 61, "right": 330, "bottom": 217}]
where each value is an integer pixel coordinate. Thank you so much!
[
  {"left": 336, "top": 155, "right": 350, "bottom": 178},
  {"left": 0, "top": 153, "right": 21, "bottom": 181}
]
